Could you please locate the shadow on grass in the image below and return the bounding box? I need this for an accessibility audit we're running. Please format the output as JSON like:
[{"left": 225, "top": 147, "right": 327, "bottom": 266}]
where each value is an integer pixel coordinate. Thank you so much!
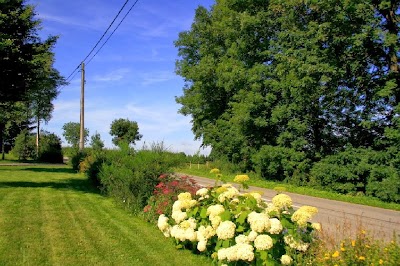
[
  {"left": 0, "top": 178, "right": 101, "bottom": 194},
  {"left": 22, "top": 167, "right": 76, "bottom": 174},
  {"left": 0, "top": 166, "right": 100, "bottom": 194}
]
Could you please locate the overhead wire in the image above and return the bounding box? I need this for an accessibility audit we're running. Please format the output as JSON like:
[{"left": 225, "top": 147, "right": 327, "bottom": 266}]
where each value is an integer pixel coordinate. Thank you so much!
[
  {"left": 81, "top": 0, "right": 131, "bottom": 64},
  {"left": 86, "top": 0, "right": 140, "bottom": 66},
  {"left": 61, "top": 0, "right": 136, "bottom": 86}
]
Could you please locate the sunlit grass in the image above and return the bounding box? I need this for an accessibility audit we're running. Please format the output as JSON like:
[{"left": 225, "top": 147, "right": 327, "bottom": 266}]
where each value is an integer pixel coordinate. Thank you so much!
[
  {"left": 0, "top": 165, "right": 211, "bottom": 266},
  {"left": 175, "top": 164, "right": 400, "bottom": 211}
]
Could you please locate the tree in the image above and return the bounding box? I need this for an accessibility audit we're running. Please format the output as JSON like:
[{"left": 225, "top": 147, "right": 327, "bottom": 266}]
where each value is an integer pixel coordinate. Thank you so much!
[
  {"left": 90, "top": 132, "right": 104, "bottom": 151},
  {"left": 10, "top": 129, "right": 35, "bottom": 160},
  {"left": 29, "top": 69, "right": 66, "bottom": 157},
  {"left": 37, "top": 131, "right": 63, "bottom": 163},
  {"left": 0, "top": 0, "right": 60, "bottom": 102},
  {"left": 0, "top": 0, "right": 64, "bottom": 158},
  {"left": 110, "top": 118, "right": 142, "bottom": 147},
  {"left": 62, "top": 122, "right": 89, "bottom": 148},
  {"left": 175, "top": 0, "right": 400, "bottom": 172}
]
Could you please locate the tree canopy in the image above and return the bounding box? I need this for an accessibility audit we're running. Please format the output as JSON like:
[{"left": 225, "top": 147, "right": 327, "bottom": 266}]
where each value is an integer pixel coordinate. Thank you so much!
[
  {"left": 110, "top": 118, "right": 142, "bottom": 147},
  {"left": 62, "top": 122, "right": 89, "bottom": 149},
  {"left": 175, "top": 0, "right": 400, "bottom": 167},
  {"left": 0, "top": 0, "right": 65, "bottom": 158}
]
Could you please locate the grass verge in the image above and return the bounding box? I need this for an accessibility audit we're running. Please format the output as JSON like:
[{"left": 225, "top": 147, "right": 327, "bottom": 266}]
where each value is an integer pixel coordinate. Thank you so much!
[
  {"left": 175, "top": 166, "right": 400, "bottom": 211},
  {"left": 0, "top": 165, "right": 210, "bottom": 266}
]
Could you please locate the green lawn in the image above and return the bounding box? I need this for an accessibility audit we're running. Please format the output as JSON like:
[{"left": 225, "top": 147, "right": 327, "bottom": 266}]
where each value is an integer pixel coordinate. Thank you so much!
[{"left": 0, "top": 165, "right": 211, "bottom": 266}]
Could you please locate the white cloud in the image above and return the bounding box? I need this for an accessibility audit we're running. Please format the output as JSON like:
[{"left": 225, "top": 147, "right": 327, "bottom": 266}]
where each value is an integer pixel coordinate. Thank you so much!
[
  {"left": 37, "top": 13, "right": 105, "bottom": 31},
  {"left": 92, "top": 68, "right": 131, "bottom": 82},
  {"left": 140, "top": 70, "right": 177, "bottom": 86}
]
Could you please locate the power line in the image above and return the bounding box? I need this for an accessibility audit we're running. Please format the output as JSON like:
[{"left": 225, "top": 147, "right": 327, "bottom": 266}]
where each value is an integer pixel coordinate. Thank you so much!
[
  {"left": 81, "top": 0, "right": 131, "bottom": 64},
  {"left": 86, "top": 0, "right": 140, "bottom": 66},
  {"left": 64, "top": 64, "right": 80, "bottom": 84},
  {"left": 61, "top": 0, "right": 140, "bottom": 87}
]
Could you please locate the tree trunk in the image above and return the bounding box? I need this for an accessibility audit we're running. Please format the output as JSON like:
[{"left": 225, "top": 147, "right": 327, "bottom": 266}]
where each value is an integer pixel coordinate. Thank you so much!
[
  {"left": 0, "top": 123, "right": 5, "bottom": 160},
  {"left": 36, "top": 118, "right": 40, "bottom": 158}
]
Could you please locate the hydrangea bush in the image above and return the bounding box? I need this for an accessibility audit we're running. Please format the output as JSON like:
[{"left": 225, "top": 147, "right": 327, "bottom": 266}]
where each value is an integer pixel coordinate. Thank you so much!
[{"left": 157, "top": 177, "right": 320, "bottom": 265}]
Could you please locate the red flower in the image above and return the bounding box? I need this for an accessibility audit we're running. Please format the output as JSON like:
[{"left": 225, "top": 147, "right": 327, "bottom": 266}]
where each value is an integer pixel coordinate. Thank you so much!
[
  {"left": 170, "top": 180, "right": 179, "bottom": 187},
  {"left": 143, "top": 205, "right": 152, "bottom": 213},
  {"left": 162, "top": 188, "right": 172, "bottom": 195},
  {"left": 159, "top": 174, "right": 168, "bottom": 179},
  {"left": 155, "top": 182, "right": 164, "bottom": 188}
]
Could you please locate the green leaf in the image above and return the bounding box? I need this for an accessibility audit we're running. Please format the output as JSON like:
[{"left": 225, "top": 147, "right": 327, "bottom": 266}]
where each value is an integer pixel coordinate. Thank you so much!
[
  {"left": 236, "top": 211, "right": 250, "bottom": 224},
  {"left": 200, "top": 207, "right": 208, "bottom": 219},
  {"left": 220, "top": 210, "right": 231, "bottom": 221}
]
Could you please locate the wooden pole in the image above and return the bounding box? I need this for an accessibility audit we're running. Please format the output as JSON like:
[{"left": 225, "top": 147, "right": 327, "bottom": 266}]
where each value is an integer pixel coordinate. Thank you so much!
[{"left": 79, "top": 62, "right": 85, "bottom": 151}]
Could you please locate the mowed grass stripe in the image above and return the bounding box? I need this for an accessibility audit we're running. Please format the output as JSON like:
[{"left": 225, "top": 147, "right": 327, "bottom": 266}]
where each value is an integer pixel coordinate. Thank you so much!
[
  {"left": 0, "top": 187, "right": 52, "bottom": 265},
  {"left": 79, "top": 192, "right": 206, "bottom": 266},
  {"left": 0, "top": 166, "right": 211, "bottom": 266},
  {"left": 41, "top": 189, "right": 108, "bottom": 265}
]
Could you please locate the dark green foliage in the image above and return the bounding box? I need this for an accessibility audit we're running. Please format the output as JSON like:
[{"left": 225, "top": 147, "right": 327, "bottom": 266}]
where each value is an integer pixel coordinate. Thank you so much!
[
  {"left": 62, "top": 122, "right": 89, "bottom": 148},
  {"left": 10, "top": 129, "right": 35, "bottom": 160},
  {"left": 109, "top": 118, "right": 142, "bottom": 147},
  {"left": 174, "top": 0, "right": 400, "bottom": 203},
  {"left": 311, "top": 148, "right": 400, "bottom": 202},
  {"left": 98, "top": 144, "right": 186, "bottom": 213},
  {"left": 252, "top": 145, "right": 310, "bottom": 184},
  {"left": 37, "top": 132, "right": 63, "bottom": 163},
  {"left": 70, "top": 149, "right": 88, "bottom": 171},
  {"left": 90, "top": 132, "right": 104, "bottom": 151}
]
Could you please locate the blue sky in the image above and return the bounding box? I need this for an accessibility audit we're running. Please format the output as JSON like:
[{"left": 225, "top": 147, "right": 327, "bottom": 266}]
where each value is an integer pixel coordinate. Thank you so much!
[{"left": 28, "top": 0, "right": 214, "bottom": 155}]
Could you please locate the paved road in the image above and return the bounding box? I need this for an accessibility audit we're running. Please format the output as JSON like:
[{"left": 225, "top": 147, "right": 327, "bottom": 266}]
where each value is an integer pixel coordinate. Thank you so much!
[{"left": 178, "top": 173, "right": 400, "bottom": 242}]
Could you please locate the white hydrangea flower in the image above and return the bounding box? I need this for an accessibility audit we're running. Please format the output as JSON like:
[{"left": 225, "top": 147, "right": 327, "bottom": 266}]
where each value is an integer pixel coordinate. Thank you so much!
[
  {"left": 178, "top": 192, "right": 192, "bottom": 201},
  {"left": 254, "top": 234, "right": 273, "bottom": 250},
  {"left": 268, "top": 218, "right": 283, "bottom": 234},
  {"left": 171, "top": 210, "right": 187, "bottom": 224},
  {"left": 196, "top": 187, "right": 208, "bottom": 196},
  {"left": 216, "top": 221, "right": 236, "bottom": 240},
  {"left": 235, "top": 234, "right": 249, "bottom": 244},
  {"left": 284, "top": 235, "right": 310, "bottom": 252},
  {"left": 272, "top": 194, "right": 293, "bottom": 210},
  {"left": 235, "top": 243, "right": 254, "bottom": 262},
  {"left": 172, "top": 200, "right": 183, "bottom": 212},
  {"left": 211, "top": 215, "right": 222, "bottom": 229},
  {"left": 157, "top": 214, "right": 169, "bottom": 232},
  {"left": 197, "top": 240, "right": 207, "bottom": 252},
  {"left": 281, "top": 254, "right": 293, "bottom": 265},
  {"left": 247, "top": 212, "right": 271, "bottom": 233},
  {"left": 207, "top": 204, "right": 225, "bottom": 217},
  {"left": 247, "top": 231, "right": 258, "bottom": 242}
]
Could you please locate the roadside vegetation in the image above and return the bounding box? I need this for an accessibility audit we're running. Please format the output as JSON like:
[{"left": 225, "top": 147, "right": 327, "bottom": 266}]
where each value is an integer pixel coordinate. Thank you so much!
[{"left": 175, "top": 164, "right": 400, "bottom": 212}]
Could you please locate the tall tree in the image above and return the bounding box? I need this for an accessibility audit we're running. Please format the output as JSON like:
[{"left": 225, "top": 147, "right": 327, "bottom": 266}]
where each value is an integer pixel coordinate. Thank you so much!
[
  {"left": 110, "top": 118, "right": 142, "bottom": 147},
  {"left": 62, "top": 122, "right": 89, "bottom": 149},
  {"left": 175, "top": 0, "right": 399, "bottom": 169},
  {"left": 0, "top": 0, "right": 64, "bottom": 158}
]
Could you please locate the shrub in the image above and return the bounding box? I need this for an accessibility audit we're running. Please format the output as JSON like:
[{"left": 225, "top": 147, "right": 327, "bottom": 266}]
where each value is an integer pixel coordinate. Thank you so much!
[
  {"left": 79, "top": 151, "right": 106, "bottom": 187},
  {"left": 157, "top": 182, "right": 320, "bottom": 265},
  {"left": 99, "top": 143, "right": 185, "bottom": 213},
  {"left": 70, "top": 149, "right": 88, "bottom": 171},
  {"left": 37, "top": 132, "right": 63, "bottom": 163},
  {"left": 143, "top": 174, "right": 200, "bottom": 223},
  {"left": 252, "top": 145, "right": 310, "bottom": 183},
  {"left": 11, "top": 129, "right": 36, "bottom": 160},
  {"left": 311, "top": 147, "right": 400, "bottom": 202}
]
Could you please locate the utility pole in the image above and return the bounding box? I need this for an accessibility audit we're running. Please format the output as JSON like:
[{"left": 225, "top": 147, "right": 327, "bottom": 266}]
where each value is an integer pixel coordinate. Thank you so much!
[{"left": 79, "top": 62, "right": 85, "bottom": 151}]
